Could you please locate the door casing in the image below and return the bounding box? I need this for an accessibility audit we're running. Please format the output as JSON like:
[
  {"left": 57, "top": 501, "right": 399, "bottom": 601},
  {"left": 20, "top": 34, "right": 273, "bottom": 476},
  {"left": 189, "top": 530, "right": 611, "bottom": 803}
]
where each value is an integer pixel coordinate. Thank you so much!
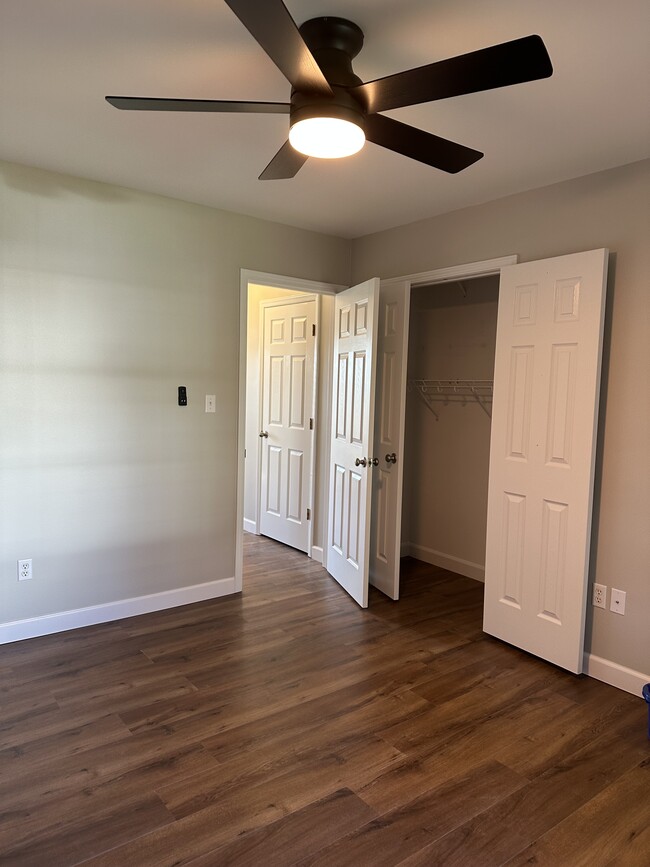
[
  {"left": 236, "top": 270, "right": 344, "bottom": 591},
  {"left": 235, "top": 260, "right": 515, "bottom": 592},
  {"left": 235, "top": 254, "right": 616, "bottom": 685},
  {"left": 370, "top": 256, "right": 519, "bottom": 600}
]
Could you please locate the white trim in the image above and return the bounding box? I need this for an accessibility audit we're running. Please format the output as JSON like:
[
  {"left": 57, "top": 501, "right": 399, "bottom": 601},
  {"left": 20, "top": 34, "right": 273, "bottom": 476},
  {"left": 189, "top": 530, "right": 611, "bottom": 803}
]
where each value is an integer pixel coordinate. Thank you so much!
[
  {"left": 381, "top": 255, "right": 518, "bottom": 289},
  {"left": 407, "top": 543, "right": 485, "bottom": 583},
  {"left": 311, "top": 546, "right": 324, "bottom": 564},
  {"left": 380, "top": 255, "right": 517, "bottom": 602},
  {"left": 243, "top": 518, "right": 258, "bottom": 535},
  {"left": 583, "top": 653, "right": 649, "bottom": 698},
  {"left": 241, "top": 269, "right": 345, "bottom": 296},
  {"left": 0, "top": 577, "right": 236, "bottom": 645},
  {"left": 308, "top": 295, "right": 321, "bottom": 559},
  {"left": 237, "top": 269, "right": 342, "bottom": 593}
]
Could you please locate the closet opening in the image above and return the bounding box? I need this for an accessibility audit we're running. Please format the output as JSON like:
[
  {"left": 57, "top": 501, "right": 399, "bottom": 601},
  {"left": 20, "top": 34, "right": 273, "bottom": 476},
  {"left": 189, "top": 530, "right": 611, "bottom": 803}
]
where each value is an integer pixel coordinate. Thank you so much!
[{"left": 401, "top": 274, "right": 500, "bottom": 584}]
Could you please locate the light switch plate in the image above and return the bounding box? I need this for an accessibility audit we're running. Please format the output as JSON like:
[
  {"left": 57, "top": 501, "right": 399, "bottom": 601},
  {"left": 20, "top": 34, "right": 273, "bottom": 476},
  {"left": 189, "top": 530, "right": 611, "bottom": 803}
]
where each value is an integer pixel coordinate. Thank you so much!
[{"left": 205, "top": 394, "right": 216, "bottom": 413}]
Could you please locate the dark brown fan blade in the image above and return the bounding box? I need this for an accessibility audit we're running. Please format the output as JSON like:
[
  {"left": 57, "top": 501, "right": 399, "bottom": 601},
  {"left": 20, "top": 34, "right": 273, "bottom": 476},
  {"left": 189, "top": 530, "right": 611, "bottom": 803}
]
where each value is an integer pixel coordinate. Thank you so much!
[
  {"left": 365, "top": 114, "right": 482, "bottom": 174},
  {"left": 259, "top": 141, "right": 308, "bottom": 180},
  {"left": 105, "top": 96, "right": 290, "bottom": 113},
  {"left": 224, "top": 0, "right": 332, "bottom": 95},
  {"left": 353, "top": 35, "right": 552, "bottom": 114}
]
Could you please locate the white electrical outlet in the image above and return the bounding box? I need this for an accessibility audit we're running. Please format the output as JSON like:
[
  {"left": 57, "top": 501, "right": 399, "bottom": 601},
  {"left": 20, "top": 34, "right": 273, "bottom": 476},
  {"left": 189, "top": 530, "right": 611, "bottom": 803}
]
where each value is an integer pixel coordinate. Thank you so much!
[
  {"left": 18, "top": 559, "right": 32, "bottom": 581},
  {"left": 205, "top": 394, "right": 216, "bottom": 413},
  {"left": 610, "top": 588, "right": 626, "bottom": 615},
  {"left": 592, "top": 583, "right": 606, "bottom": 609}
]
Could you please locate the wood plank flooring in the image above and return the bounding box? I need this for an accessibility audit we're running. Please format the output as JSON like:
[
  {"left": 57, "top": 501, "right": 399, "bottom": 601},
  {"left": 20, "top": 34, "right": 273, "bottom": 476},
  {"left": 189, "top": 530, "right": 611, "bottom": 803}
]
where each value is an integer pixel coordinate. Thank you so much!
[{"left": 0, "top": 533, "right": 647, "bottom": 866}]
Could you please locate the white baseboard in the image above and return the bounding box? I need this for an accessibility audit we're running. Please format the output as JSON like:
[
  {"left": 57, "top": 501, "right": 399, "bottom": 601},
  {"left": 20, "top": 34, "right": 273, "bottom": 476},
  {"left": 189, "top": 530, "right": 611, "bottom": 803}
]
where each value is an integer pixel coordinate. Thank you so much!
[
  {"left": 243, "top": 518, "right": 258, "bottom": 535},
  {"left": 0, "top": 576, "right": 236, "bottom": 645},
  {"left": 583, "top": 653, "right": 649, "bottom": 698},
  {"left": 310, "top": 546, "right": 324, "bottom": 564},
  {"left": 406, "top": 542, "right": 485, "bottom": 583}
]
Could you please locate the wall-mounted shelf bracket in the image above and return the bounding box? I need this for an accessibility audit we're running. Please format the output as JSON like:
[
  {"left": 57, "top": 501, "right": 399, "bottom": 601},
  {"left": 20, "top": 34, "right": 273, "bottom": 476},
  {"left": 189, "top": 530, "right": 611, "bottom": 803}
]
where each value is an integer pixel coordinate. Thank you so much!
[{"left": 408, "top": 379, "right": 493, "bottom": 419}]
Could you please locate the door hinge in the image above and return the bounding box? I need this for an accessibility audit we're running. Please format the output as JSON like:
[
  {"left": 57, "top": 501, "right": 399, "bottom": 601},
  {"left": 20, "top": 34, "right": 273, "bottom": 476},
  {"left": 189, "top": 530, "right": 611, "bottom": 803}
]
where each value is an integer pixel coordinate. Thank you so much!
[
  {"left": 309, "top": 417, "right": 314, "bottom": 430},
  {"left": 312, "top": 323, "right": 316, "bottom": 337},
  {"left": 306, "top": 508, "right": 311, "bottom": 520}
]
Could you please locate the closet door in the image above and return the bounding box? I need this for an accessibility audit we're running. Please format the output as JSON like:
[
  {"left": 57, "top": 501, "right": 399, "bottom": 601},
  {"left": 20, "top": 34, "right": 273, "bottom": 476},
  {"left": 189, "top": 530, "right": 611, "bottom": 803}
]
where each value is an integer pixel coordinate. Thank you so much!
[
  {"left": 369, "top": 280, "right": 410, "bottom": 599},
  {"left": 326, "top": 278, "right": 380, "bottom": 607},
  {"left": 484, "top": 249, "right": 608, "bottom": 673}
]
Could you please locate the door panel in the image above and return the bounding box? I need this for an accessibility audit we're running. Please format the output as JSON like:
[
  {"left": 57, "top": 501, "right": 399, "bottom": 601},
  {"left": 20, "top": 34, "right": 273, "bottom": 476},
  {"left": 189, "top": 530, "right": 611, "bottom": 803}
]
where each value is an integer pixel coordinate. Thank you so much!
[
  {"left": 351, "top": 351, "right": 367, "bottom": 443},
  {"left": 369, "top": 281, "right": 411, "bottom": 600},
  {"left": 266, "top": 446, "right": 282, "bottom": 516},
  {"left": 484, "top": 249, "right": 608, "bottom": 673},
  {"left": 289, "top": 356, "right": 306, "bottom": 427},
  {"left": 287, "top": 449, "right": 303, "bottom": 522},
  {"left": 259, "top": 297, "right": 316, "bottom": 553},
  {"left": 326, "top": 279, "right": 380, "bottom": 607}
]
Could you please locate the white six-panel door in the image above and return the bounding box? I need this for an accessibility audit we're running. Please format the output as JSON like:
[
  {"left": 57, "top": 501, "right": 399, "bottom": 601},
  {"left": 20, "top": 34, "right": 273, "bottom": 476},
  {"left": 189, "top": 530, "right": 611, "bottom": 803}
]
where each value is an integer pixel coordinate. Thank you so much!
[
  {"left": 326, "top": 279, "right": 380, "bottom": 607},
  {"left": 369, "top": 280, "right": 411, "bottom": 600},
  {"left": 484, "top": 249, "right": 609, "bottom": 673},
  {"left": 259, "top": 297, "right": 316, "bottom": 553}
]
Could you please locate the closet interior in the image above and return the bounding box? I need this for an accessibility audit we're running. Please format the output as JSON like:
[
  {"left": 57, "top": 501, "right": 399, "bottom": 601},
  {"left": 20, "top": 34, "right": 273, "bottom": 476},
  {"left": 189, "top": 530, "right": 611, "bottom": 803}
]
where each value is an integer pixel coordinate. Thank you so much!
[{"left": 401, "top": 275, "right": 500, "bottom": 582}]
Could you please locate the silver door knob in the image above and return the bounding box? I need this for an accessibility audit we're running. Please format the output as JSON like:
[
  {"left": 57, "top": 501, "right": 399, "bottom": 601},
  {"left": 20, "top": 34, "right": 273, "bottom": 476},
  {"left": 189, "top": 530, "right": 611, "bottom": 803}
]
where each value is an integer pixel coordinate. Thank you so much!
[
  {"left": 259, "top": 430, "right": 269, "bottom": 438},
  {"left": 355, "top": 457, "right": 367, "bottom": 467},
  {"left": 385, "top": 453, "right": 397, "bottom": 464}
]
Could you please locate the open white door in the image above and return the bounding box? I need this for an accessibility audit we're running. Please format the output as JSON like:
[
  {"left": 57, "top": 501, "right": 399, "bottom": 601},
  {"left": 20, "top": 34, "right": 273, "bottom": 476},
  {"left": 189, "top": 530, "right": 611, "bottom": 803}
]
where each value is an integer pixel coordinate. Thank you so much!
[
  {"left": 484, "top": 249, "right": 608, "bottom": 673},
  {"left": 326, "top": 278, "right": 380, "bottom": 607},
  {"left": 259, "top": 297, "right": 317, "bottom": 553},
  {"left": 369, "top": 280, "right": 411, "bottom": 600}
]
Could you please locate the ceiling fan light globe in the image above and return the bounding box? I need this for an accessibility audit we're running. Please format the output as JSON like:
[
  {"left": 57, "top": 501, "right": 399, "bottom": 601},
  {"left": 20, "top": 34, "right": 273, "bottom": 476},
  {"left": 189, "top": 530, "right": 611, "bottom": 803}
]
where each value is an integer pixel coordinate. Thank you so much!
[{"left": 289, "top": 117, "right": 365, "bottom": 159}]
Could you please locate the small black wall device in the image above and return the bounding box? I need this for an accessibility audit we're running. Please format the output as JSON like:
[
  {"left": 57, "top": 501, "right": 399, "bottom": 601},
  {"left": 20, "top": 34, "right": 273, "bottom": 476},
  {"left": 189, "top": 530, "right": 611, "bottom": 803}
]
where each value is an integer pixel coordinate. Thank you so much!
[{"left": 178, "top": 386, "right": 187, "bottom": 406}]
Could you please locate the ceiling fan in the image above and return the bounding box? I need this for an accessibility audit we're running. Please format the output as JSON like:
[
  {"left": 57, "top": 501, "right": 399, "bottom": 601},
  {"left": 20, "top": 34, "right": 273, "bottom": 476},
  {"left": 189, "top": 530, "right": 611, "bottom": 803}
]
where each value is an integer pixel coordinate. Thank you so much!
[{"left": 106, "top": 0, "right": 553, "bottom": 180}]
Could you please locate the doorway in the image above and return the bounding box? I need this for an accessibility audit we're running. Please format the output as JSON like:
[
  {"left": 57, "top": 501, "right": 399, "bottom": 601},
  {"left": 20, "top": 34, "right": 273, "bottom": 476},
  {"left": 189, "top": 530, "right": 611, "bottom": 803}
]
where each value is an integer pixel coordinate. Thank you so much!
[
  {"left": 373, "top": 250, "right": 609, "bottom": 674},
  {"left": 401, "top": 274, "right": 500, "bottom": 582},
  {"left": 245, "top": 290, "right": 318, "bottom": 554},
  {"left": 236, "top": 270, "right": 342, "bottom": 591},
  {"left": 236, "top": 260, "right": 515, "bottom": 599}
]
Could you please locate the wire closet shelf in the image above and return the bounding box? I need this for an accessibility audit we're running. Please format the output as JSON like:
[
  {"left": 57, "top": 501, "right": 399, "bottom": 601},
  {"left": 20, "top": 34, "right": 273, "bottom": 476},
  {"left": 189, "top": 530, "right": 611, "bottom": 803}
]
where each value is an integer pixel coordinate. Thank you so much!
[{"left": 408, "top": 378, "right": 494, "bottom": 420}]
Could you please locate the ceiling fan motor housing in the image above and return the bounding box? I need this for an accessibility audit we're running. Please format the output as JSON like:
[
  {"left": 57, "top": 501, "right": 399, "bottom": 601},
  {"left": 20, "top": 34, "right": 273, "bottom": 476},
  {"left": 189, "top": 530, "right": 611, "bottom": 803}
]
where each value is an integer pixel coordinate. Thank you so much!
[
  {"left": 290, "top": 88, "right": 366, "bottom": 133},
  {"left": 291, "top": 17, "right": 367, "bottom": 132},
  {"left": 106, "top": 4, "right": 553, "bottom": 178}
]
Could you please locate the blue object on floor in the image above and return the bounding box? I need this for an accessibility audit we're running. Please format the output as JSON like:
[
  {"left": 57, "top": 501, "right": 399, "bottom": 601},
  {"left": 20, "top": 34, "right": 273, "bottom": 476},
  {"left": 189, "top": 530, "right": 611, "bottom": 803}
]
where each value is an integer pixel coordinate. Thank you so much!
[{"left": 643, "top": 683, "right": 650, "bottom": 738}]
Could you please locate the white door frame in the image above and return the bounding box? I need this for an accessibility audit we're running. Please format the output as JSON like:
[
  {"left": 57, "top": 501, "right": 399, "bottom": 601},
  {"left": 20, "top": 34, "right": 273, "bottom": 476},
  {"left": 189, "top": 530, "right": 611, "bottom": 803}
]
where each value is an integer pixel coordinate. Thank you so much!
[
  {"left": 382, "top": 256, "right": 519, "bottom": 292},
  {"left": 236, "top": 259, "right": 515, "bottom": 594},
  {"left": 257, "top": 294, "right": 320, "bottom": 556},
  {"left": 236, "top": 270, "right": 345, "bottom": 592},
  {"left": 375, "top": 255, "right": 518, "bottom": 598}
]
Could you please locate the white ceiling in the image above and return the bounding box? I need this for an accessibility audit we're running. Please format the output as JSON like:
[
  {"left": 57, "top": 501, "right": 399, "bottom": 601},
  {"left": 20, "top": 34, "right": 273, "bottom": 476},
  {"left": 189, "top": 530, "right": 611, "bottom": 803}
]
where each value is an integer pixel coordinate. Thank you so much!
[{"left": 1, "top": 0, "right": 649, "bottom": 238}]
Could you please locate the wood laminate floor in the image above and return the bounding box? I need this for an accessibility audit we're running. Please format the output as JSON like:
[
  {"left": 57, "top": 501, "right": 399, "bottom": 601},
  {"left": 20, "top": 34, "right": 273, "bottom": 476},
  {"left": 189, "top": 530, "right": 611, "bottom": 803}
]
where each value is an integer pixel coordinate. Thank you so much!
[{"left": 0, "top": 534, "right": 648, "bottom": 866}]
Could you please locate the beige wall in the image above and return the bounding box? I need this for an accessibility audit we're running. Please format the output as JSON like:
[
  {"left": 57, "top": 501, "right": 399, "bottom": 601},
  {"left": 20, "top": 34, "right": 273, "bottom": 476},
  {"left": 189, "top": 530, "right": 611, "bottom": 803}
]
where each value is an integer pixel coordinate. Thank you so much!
[
  {"left": 403, "top": 277, "right": 498, "bottom": 575},
  {"left": 0, "top": 160, "right": 350, "bottom": 625},
  {"left": 353, "top": 158, "right": 650, "bottom": 676}
]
